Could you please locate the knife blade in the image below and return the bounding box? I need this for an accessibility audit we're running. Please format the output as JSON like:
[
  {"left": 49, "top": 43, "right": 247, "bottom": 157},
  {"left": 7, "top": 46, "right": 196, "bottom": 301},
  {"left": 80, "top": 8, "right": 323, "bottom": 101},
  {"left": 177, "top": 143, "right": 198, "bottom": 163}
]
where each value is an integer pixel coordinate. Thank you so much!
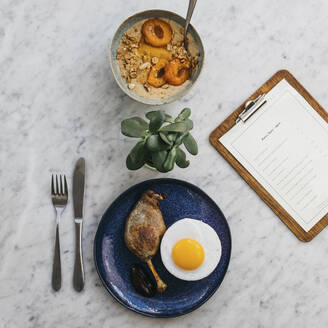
[
  {"left": 72, "top": 157, "right": 85, "bottom": 291},
  {"left": 73, "top": 158, "right": 85, "bottom": 219}
]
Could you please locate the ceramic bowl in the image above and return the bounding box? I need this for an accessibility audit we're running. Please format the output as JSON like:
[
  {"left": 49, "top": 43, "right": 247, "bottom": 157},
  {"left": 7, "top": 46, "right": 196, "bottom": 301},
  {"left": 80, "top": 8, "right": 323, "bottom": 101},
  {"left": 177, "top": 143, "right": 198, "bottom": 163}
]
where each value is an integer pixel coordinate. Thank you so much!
[{"left": 109, "top": 10, "right": 204, "bottom": 105}]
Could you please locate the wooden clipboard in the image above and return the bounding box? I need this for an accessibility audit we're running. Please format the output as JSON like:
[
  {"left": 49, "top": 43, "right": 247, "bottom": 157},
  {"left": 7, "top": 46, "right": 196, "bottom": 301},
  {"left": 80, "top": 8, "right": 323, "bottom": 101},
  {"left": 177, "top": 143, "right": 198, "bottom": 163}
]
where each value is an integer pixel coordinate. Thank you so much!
[{"left": 209, "top": 70, "right": 328, "bottom": 242}]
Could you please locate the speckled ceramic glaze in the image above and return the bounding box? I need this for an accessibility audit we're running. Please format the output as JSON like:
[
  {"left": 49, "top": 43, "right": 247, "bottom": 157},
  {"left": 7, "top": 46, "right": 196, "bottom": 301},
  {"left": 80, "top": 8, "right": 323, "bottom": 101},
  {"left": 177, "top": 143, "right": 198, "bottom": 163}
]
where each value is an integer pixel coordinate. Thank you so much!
[
  {"left": 109, "top": 10, "right": 204, "bottom": 105},
  {"left": 94, "top": 179, "right": 231, "bottom": 318}
]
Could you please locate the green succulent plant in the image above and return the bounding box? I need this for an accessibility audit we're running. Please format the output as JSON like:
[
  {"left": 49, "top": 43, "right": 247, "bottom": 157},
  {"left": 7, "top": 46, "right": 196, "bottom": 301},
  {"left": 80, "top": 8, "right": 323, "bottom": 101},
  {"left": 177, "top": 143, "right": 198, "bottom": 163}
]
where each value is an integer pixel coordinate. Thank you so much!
[{"left": 121, "top": 108, "right": 198, "bottom": 172}]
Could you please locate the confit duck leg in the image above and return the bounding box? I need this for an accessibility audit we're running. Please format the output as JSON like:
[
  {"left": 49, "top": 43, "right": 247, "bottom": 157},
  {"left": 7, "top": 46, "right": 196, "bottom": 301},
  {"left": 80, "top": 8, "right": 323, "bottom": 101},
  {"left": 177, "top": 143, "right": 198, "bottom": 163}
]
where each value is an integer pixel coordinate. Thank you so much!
[{"left": 125, "top": 190, "right": 167, "bottom": 292}]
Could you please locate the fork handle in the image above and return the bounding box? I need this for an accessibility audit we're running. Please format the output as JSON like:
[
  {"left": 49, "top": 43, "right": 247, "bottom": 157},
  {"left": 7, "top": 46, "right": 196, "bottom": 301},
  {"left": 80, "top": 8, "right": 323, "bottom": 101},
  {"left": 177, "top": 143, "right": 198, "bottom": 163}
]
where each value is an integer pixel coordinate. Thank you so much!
[
  {"left": 73, "top": 220, "right": 85, "bottom": 291},
  {"left": 52, "top": 224, "right": 61, "bottom": 291}
]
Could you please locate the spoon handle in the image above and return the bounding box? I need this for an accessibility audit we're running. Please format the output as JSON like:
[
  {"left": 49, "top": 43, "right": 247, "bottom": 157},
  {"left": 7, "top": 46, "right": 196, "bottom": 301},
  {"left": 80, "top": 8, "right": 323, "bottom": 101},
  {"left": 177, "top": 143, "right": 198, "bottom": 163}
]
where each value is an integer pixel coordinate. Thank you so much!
[{"left": 184, "top": 0, "right": 198, "bottom": 39}]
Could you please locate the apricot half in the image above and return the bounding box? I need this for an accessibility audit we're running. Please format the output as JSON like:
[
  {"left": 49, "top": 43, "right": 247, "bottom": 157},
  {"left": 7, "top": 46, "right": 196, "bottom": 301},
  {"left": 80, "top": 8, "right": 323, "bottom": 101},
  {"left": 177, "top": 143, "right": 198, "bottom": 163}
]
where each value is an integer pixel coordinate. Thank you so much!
[
  {"left": 164, "top": 59, "right": 190, "bottom": 86},
  {"left": 142, "top": 19, "right": 172, "bottom": 47},
  {"left": 138, "top": 42, "right": 172, "bottom": 62},
  {"left": 147, "top": 58, "right": 168, "bottom": 88}
]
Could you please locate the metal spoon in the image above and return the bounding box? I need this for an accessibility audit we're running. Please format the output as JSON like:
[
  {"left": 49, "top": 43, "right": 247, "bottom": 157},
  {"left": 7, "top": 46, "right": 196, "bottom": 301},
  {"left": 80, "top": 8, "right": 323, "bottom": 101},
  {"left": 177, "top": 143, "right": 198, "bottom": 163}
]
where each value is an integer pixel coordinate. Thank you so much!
[{"left": 184, "top": 0, "right": 198, "bottom": 51}]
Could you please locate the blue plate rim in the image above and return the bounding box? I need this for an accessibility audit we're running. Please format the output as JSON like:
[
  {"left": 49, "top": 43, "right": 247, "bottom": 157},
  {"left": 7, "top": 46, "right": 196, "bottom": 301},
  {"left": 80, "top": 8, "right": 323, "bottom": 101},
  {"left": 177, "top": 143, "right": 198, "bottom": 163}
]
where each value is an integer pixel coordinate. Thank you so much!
[{"left": 93, "top": 178, "right": 232, "bottom": 318}]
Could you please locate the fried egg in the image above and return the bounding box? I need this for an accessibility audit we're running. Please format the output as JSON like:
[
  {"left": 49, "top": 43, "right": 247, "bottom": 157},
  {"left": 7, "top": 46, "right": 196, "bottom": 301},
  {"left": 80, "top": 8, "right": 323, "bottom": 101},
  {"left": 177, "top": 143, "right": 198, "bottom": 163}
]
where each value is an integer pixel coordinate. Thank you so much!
[{"left": 160, "top": 218, "right": 221, "bottom": 281}]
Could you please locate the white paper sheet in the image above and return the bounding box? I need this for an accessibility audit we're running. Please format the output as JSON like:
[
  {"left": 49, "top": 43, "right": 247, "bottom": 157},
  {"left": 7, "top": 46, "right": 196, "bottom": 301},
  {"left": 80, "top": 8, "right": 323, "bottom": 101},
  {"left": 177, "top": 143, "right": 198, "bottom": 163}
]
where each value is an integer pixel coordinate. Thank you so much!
[{"left": 220, "top": 79, "right": 328, "bottom": 231}]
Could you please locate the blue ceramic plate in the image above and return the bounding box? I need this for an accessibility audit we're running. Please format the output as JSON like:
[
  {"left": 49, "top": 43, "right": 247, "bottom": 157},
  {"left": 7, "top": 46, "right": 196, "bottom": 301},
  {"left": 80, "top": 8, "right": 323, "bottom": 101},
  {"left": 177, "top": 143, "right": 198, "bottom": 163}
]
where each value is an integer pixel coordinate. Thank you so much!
[{"left": 94, "top": 179, "right": 231, "bottom": 317}]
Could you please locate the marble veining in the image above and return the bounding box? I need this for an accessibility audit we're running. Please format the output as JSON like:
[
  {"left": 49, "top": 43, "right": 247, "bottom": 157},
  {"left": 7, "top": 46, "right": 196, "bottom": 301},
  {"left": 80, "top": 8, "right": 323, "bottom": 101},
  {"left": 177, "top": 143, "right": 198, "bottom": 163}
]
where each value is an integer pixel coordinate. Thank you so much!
[{"left": 1, "top": 0, "right": 328, "bottom": 327}]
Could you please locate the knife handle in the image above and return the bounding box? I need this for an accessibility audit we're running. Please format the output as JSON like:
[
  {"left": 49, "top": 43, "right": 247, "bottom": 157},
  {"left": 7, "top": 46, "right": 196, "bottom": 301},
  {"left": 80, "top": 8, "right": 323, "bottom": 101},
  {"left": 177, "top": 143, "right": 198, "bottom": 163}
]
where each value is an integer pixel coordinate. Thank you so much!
[{"left": 73, "top": 220, "right": 85, "bottom": 291}]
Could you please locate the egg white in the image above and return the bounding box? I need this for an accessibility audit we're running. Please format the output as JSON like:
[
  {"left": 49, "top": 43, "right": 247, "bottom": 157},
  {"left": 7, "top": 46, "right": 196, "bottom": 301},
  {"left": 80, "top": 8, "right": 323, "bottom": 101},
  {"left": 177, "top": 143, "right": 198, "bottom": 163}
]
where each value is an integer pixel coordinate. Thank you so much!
[{"left": 160, "top": 218, "right": 222, "bottom": 281}]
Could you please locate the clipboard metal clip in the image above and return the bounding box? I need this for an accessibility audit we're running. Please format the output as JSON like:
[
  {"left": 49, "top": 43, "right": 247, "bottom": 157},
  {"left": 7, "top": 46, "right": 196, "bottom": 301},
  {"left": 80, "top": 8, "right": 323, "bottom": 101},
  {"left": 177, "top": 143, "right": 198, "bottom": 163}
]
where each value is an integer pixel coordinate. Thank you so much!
[{"left": 236, "top": 94, "right": 267, "bottom": 123}]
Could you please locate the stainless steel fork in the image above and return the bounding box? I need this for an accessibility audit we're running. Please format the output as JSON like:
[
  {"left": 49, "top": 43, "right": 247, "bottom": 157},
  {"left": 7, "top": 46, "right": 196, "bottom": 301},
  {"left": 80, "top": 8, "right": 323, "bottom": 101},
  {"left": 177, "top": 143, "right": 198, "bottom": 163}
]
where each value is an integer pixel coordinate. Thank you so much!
[{"left": 51, "top": 174, "right": 68, "bottom": 291}]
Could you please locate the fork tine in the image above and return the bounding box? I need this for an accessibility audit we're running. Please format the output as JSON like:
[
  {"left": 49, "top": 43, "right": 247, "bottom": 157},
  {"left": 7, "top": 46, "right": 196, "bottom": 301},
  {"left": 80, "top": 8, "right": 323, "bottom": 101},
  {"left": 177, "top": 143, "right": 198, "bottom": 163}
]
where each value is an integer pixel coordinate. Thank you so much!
[
  {"left": 55, "top": 175, "right": 59, "bottom": 195},
  {"left": 64, "top": 175, "right": 68, "bottom": 196},
  {"left": 60, "top": 175, "right": 63, "bottom": 195},
  {"left": 51, "top": 174, "right": 55, "bottom": 195}
]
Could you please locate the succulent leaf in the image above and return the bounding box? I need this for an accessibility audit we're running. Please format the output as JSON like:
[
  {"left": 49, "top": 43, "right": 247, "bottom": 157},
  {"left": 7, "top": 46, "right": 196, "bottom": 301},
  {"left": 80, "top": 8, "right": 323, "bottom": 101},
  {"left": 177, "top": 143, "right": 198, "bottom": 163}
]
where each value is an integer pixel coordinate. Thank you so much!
[
  {"left": 176, "top": 148, "right": 190, "bottom": 168},
  {"left": 176, "top": 108, "right": 191, "bottom": 121},
  {"left": 146, "top": 135, "right": 170, "bottom": 152},
  {"left": 164, "top": 114, "right": 174, "bottom": 123},
  {"left": 167, "top": 133, "right": 177, "bottom": 143},
  {"left": 184, "top": 119, "right": 193, "bottom": 131},
  {"left": 174, "top": 132, "right": 188, "bottom": 146},
  {"left": 148, "top": 111, "right": 166, "bottom": 132},
  {"left": 151, "top": 150, "right": 168, "bottom": 172},
  {"left": 121, "top": 117, "right": 148, "bottom": 138},
  {"left": 126, "top": 141, "right": 148, "bottom": 170},
  {"left": 163, "top": 148, "right": 177, "bottom": 172},
  {"left": 146, "top": 111, "right": 173, "bottom": 123},
  {"left": 183, "top": 133, "right": 198, "bottom": 155},
  {"left": 159, "top": 122, "right": 187, "bottom": 133},
  {"left": 159, "top": 132, "right": 172, "bottom": 145}
]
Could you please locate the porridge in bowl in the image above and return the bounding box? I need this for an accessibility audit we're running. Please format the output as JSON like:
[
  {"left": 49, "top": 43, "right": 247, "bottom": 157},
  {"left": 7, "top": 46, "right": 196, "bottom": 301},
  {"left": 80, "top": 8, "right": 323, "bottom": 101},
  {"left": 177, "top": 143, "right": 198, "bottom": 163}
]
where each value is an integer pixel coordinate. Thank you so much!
[{"left": 116, "top": 18, "right": 200, "bottom": 100}]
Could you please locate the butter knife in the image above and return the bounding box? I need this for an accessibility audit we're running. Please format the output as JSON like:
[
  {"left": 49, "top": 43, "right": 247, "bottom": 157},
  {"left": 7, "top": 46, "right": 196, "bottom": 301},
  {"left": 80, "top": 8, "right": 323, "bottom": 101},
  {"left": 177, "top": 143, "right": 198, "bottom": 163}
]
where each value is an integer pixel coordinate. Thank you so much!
[{"left": 73, "top": 157, "right": 85, "bottom": 291}]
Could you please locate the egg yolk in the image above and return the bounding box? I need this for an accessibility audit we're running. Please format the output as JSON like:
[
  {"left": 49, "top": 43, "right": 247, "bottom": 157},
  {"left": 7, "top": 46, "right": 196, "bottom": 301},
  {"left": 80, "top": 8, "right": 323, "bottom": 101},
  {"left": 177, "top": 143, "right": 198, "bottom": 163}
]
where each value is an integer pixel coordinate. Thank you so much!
[{"left": 172, "top": 238, "right": 205, "bottom": 270}]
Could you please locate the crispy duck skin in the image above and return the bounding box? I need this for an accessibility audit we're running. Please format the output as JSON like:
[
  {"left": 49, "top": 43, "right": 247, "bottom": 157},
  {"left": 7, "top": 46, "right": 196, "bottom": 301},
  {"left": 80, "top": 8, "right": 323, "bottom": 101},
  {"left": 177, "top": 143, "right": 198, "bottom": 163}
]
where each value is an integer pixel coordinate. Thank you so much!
[{"left": 125, "top": 190, "right": 167, "bottom": 292}]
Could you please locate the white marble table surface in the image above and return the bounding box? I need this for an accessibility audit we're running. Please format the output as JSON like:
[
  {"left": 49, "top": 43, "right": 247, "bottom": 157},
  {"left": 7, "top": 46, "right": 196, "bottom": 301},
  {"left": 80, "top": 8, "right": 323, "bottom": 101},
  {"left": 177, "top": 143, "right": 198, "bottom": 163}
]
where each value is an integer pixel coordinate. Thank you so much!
[{"left": 1, "top": 0, "right": 328, "bottom": 327}]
